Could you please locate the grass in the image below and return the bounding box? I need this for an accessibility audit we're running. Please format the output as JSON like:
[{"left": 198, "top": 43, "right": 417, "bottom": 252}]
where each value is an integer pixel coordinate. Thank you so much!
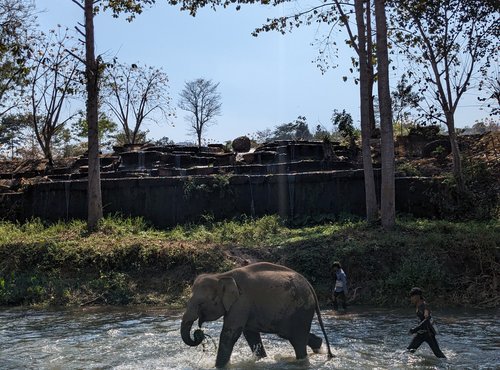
[{"left": 0, "top": 215, "right": 498, "bottom": 308}]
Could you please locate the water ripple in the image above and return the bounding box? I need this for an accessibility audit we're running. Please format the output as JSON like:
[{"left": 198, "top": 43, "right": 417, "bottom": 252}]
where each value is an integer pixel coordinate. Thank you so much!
[{"left": 0, "top": 307, "right": 498, "bottom": 369}]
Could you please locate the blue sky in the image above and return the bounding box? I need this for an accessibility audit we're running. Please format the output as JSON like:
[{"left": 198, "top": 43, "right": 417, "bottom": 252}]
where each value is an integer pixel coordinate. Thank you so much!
[{"left": 35, "top": 1, "right": 491, "bottom": 144}]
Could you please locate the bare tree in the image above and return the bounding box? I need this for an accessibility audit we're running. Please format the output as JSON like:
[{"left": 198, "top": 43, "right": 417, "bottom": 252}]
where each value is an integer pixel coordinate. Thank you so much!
[
  {"left": 179, "top": 78, "right": 222, "bottom": 147},
  {"left": 478, "top": 67, "right": 500, "bottom": 117},
  {"left": 392, "top": 0, "right": 499, "bottom": 191},
  {"left": 26, "top": 28, "right": 82, "bottom": 166},
  {"left": 103, "top": 62, "right": 173, "bottom": 145}
]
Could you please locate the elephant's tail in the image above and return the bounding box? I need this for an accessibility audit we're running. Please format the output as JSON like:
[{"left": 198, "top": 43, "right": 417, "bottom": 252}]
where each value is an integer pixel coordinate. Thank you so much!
[{"left": 310, "top": 283, "right": 334, "bottom": 359}]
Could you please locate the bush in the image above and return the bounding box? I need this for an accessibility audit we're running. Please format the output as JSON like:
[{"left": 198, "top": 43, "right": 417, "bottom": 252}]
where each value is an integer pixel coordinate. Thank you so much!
[
  {"left": 426, "top": 156, "right": 499, "bottom": 220},
  {"left": 0, "top": 217, "right": 497, "bottom": 308}
]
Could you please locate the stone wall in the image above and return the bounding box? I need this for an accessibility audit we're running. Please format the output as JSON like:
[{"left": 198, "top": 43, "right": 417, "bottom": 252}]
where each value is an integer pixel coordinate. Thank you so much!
[{"left": 3, "top": 170, "right": 442, "bottom": 227}]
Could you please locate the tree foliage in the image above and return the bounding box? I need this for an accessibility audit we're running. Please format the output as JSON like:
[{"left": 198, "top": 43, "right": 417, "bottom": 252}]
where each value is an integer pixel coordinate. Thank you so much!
[
  {"left": 0, "top": 113, "right": 30, "bottom": 158},
  {"left": 72, "top": 112, "right": 118, "bottom": 150},
  {"left": 331, "top": 109, "right": 357, "bottom": 146},
  {"left": 0, "top": 0, "right": 35, "bottom": 117},
  {"left": 101, "top": 0, "right": 157, "bottom": 20},
  {"left": 391, "top": 75, "right": 421, "bottom": 135},
  {"left": 273, "top": 116, "right": 312, "bottom": 141}
]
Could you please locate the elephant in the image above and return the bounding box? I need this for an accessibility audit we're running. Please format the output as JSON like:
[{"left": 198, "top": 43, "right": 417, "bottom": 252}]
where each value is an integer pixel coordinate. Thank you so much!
[{"left": 180, "top": 261, "right": 334, "bottom": 368}]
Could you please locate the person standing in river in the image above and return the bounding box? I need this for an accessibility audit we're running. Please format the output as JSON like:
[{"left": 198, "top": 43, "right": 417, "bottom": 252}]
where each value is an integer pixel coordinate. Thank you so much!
[
  {"left": 407, "top": 287, "right": 446, "bottom": 358},
  {"left": 331, "top": 261, "right": 348, "bottom": 311}
]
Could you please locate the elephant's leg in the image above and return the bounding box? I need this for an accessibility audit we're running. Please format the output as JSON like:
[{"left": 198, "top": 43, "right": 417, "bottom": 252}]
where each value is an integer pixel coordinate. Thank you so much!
[
  {"left": 215, "top": 325, "right": 243, "bottom": 368},
  {"left": 289, "top": 336, "right": 308, "bottom": 360},
  {"left": 307, "top": 333, "right": 323, "bottom": 353},
  {"left": 243, "top": 329, "right": 267, "bottom": 358},
  {"left": 288, "top": 310, "right": 315, "bottom": 360}
]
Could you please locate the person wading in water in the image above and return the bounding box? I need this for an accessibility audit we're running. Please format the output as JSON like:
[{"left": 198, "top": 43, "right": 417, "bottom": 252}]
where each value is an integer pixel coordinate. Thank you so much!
[
  {"left": 407, "top": 287, "right": 446, "bottom": 358},
  {"left": 331, "top": 261, "right": 348, "bottom": 311}
]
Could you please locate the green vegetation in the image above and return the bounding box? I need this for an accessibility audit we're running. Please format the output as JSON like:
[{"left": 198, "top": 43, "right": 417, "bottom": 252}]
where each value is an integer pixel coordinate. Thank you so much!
[
  {"left": 0, "top": 216, "right": 498, "bottom": 308},
  {"left": 183, "top": 174, "right": 233, "bottom": 200}
]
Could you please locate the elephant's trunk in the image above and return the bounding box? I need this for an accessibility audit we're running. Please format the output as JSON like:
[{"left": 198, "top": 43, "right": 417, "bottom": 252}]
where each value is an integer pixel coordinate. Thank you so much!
[{"left": 180, "top": 317, "right": 203, "bottom": 347}]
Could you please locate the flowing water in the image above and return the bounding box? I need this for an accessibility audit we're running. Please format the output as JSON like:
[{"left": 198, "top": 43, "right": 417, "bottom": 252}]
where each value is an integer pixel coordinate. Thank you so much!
[{"left": 0, "top": 306, "right": 498, "bottom": 369}]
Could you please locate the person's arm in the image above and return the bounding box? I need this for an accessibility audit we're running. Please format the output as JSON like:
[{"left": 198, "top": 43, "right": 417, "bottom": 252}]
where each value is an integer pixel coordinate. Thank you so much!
[
  {"left": 409, "top": 308, "right": 432, "bottom": 334},
  {"left": 409, "top": 317, "right": 430, "bottom": 333}
]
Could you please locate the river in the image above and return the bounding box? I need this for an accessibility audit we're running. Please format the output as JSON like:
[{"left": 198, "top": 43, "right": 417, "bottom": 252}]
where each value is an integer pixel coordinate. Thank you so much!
[{"left": 0, "top": 306, "right": 498, "bottom": 369}]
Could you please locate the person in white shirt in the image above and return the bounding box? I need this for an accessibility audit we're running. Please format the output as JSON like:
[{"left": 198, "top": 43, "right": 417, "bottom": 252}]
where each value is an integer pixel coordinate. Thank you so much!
[{"left": 331, "top": 261, "right": 348, "bottom": 311}]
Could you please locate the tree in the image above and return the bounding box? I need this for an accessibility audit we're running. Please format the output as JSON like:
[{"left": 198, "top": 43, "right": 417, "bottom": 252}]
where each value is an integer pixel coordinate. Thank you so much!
[
  {"left": 26, "top": 28, "right": 82, "bottom": 166},
  {"left": 463, "top": 118, "right": 500, "bottom": 134},
  {"left": 72, "top": 112, "right": 118, "bottom": 151},
  {"left": 374, "top": 0, "right": 395, "bottom": 229},
  {"left": 155, "top": 136, "right": 174, "bottom": 146},
  {"left": 313, "top": 124, "right": 332, "bottom": 141},
  {"left": 178, "top": 78, "right": 222, "bottom": 147},
  {"left": 268, "top": 115, "right": 312, "bottom": 141},
  {"left": 113, "top": 129, "right": 148, "bottom": 146},
  {"left": 0, "top": 113, "right": 29, "bottom": 158},
  {"left": 478, "top": 68, "right": 500, "bottom": 117},
  {"left": 352, "top": 0, "right": 379, "bottom": 223},
  {"left": 71, "top": 0, "right": 156, "bottom": 231},
  {"left": 103, "top": 62, "right": 173, "bottom": 145},
  {"left": 0, "top": 0, "right": 34, "bottom": 117},
  {"left": 252, "top": 128, "right": 273, "bottom": 143},
  {"left": 392, "top": 0, "right": 499, "bottom": 191},
  {"left": 391, "top": 75, "right": 421, "bottom": 136},
  {"left": 332, "top": 109, "right": 357, "bottom": 148}
]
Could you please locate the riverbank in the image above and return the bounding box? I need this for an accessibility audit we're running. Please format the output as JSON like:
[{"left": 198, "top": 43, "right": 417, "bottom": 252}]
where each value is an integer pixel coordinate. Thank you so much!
[{"left": 0, "top": 216, "right": 498, "bottom": 308}]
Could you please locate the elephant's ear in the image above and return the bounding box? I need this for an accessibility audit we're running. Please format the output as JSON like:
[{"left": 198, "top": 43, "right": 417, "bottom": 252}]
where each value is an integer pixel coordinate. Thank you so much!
[{"left": 218, "top": 277, "right": 239, "bottom": 312}]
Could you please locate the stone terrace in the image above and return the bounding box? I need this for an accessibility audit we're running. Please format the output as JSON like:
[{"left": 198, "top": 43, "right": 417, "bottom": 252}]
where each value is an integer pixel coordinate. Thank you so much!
[{"left": 0, "top": 139, "right": 359, "bottom": 192}]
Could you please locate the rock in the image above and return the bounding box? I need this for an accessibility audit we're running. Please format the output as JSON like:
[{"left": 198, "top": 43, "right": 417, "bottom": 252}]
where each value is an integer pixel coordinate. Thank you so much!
[
  {"left": 241, "top": 152, "right": 255, "bottom": 164},
  {"left": 232, "top": 136, "right": 251, "bottom": 153}
]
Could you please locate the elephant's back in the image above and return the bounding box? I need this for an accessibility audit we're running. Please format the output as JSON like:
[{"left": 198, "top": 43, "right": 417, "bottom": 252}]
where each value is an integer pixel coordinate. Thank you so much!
[
  {"left": 240, "top": 264, "right": 316, "bottom": 310},
  {"left": 241, "top": 261, "right": 295, "bottom": 274}
]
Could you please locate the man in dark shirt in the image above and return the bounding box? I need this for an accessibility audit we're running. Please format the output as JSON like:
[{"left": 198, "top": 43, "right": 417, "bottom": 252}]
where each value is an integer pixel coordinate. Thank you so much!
[{"left": 407, "top": 287, "right": 446, "bottom": 358}]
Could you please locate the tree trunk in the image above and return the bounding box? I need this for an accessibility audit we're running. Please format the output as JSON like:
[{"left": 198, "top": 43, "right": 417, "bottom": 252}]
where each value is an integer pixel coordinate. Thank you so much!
[
  {"left": 375, "top": 0, "right": 395, "bottom": 229},
  {"left": 446, "top": 114, "right": 465, "bottom": 192},
  {"left": 355, "top": 0, "right": 378, "bottom": 223},
  {"left": 44, "top": 137, "right": 53, "bottom": 167},
  {"left": 85, "top": 0, "right": 103, "bottom": 231}
]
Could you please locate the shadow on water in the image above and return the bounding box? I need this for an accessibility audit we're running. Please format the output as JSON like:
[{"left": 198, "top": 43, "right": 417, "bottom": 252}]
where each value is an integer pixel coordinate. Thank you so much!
[{"left": 0, "top": 306, "right": 498, "bottom": 369}]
